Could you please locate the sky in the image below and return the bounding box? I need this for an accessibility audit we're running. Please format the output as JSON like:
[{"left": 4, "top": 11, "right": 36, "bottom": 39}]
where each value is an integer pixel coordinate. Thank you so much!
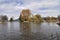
[{"left": 0, "top": 0, "right": 60, "bottom": 19}]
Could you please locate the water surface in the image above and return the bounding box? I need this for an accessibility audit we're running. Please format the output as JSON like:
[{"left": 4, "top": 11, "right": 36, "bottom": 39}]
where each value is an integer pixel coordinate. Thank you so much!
[{"left": 0, "top": 22, "right": 60, "bottom": 40}]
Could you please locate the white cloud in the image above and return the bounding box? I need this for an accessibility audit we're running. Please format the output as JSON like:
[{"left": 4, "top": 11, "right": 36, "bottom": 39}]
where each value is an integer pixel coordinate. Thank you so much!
[{"left": 0, "top": 0, "right": 60, "bottom": 19}]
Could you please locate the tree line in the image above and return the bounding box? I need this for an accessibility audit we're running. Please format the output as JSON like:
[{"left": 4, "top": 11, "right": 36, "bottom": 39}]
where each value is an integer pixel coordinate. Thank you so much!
[{"left": 0, "top": 15, "right": 60, "bottom": 22}]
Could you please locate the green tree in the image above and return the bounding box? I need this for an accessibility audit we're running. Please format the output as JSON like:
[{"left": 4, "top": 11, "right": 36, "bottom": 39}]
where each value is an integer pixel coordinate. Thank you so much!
[
  {"left": 58, "top": 15, "right": 60, "bottom": 21},
  {"left": 34, "top": 14, "right": 43, "bottom": 22},
  {"left": 1, "top": 15, "right": 8, "bottom": 22},
  {"left": 10, "top": 17, "right": 14, "bottom": 22},
  {"left": 45, "top": 16, "right": 50, "bottom": 22}
]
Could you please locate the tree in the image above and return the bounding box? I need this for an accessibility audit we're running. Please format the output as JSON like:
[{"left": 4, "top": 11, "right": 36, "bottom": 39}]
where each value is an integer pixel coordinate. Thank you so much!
[
  {"left": 58, "top": 15, "right": 60, "bottom": 21},
  {"left": 10, "top": 17, "right": 14, "bottom": 22},
  {"left": 1, "top": 15, "right": 8, "bottom": 22},
  {"left": 45, "top": 16, "right": 50, "bottom": 22},
  {"left": 34, "top": 14, "right": 43, "bottom": 22},
  {"left": 19, "top": 9, "right": 31, "bottom": 22}
]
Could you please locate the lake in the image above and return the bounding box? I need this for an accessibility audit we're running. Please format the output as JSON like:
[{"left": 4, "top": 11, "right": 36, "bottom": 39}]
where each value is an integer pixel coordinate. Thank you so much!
[{"left": 0, "top": 22, "right": 60, "bottom": 40}]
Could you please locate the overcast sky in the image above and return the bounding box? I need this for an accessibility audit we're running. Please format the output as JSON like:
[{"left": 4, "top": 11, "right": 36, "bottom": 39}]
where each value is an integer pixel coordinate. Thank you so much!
[{"left": 0, "top": 0, "right": 60, "bottom": 19}]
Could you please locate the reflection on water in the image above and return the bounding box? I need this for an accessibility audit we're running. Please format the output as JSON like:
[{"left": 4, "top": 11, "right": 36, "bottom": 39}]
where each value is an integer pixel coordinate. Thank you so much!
[
  {"left": 20, "top": 22, "right": 31, "bottom": 34},
  {"left": 0, "top": 22, "right": 60, "bottom": 40},
  {"left": 0, "top": 22, "right": 8, "bottom": 34},
  {"left": 20, "top": 22, "right": 31, "bottom": 40}
]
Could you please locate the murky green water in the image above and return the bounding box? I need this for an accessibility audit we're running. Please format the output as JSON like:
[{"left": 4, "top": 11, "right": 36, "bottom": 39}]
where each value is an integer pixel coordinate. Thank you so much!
[{"left": 0, "top": 22, "right": 60, "bottom": 40}]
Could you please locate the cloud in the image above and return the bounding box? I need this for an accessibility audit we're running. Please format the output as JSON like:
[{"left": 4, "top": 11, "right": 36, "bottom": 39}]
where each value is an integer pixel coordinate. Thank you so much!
[{"left": 0, "top": 0, "right": 60, "bottom": 19}]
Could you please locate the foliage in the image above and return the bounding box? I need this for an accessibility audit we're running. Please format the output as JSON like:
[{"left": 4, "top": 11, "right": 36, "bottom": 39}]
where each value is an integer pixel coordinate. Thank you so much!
[
  {"left": 45, "top": 16, "right": 57, "bottom": 22},
  {"left": 58, "top": 15, "right": 60, "bottom": 21},
  {"left": 33, "top": 14, "right": 43, "bottom": 22},
  {"left": 10, "top": 17, "right": 14, "bottom": 22},
  {"left": 19, "top": 9, "right": 32, "bottom": 22},
  {"left": 1, "top": 15, "right": 8, "bottom": 22}
]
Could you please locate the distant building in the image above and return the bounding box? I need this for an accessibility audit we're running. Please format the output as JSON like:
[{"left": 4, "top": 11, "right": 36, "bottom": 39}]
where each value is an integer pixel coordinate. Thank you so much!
[{"left": 20, "top": 9, "right": 31, "bottom": 21}]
